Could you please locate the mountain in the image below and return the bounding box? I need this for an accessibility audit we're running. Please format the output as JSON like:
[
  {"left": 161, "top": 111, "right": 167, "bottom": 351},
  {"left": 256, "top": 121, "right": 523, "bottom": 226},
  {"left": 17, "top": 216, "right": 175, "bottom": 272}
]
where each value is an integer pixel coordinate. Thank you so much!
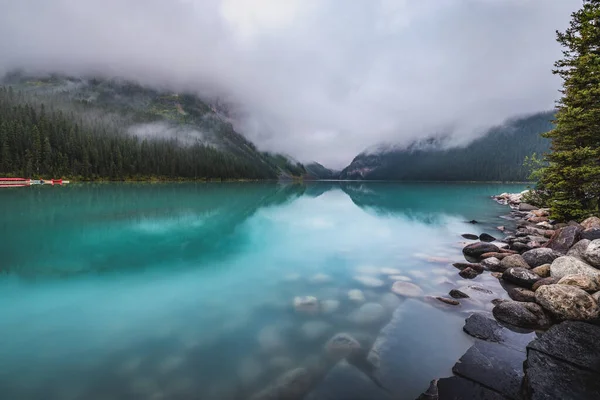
[
  {"left": 339, "top": 111, "right": 554, "bottom": 181},
  {"left": 304, "top": 162, "right": 340, "bottom": 180},
  {"left": 0, "top": 73, "right": 305, "bottom": 180}
]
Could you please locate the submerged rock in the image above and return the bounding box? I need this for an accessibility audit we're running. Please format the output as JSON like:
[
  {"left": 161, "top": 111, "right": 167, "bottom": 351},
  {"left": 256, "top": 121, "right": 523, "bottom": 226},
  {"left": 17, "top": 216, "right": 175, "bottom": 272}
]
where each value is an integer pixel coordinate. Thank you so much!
[
  {"left": 324, "top": 333, "right": 361, "bottom": 360},
  {"left": 301, "top": 321, "right": 332, "bottom": 341},
  {"left": 459, "top": 267, "right": 479, "bottom": 279},
  {"left": 535, "top": 284, "right": 600, "bottom": 321},
  {"left": 502, "top": 267, "right": 540, "bottom": 288},
  {"left": 258, "top": 325, "right": 286, "bottom": 352},
  {"left": 380, "top": 267, "right": 401, "bottom": 275},
  {"left": 550, "top": 256, "right": 600, "bottom": 279},
  {"left": 349, "top": 303, "right": 387, "bottom": 326},
  {"left": 522, "top": 248, "right": 562, "bottom": 268},
  {"left": 435, "top": 297, "right": 459, "bottom": 306},
  {"left": 309, "top": 273, "right": 332, "bottom": 284},
  {"left": 462, "top": 242, "right": 500, "bottom": 258},
  {"left": 353, "top": 275, "right": 385, "bottom": 288},
  {"left": 391, "top": 281, "right": 423, "bottom": 297},
  {"left": 492, "top": 301, "right": 551, "bottom": 330},
  {"left": 379, "top": 292, "right": 401, "bottom": 312},
  {"left": 462, "top": 233, "right": 479, "bottom": 240},
  {"left": 294, "top": 296, "right": 319, "bottom": 315},
  {"left": 449, "top": 289, "right": 470, "bottom": 299},
  {"left": 388, "top": 275, "right": 412, "bottom": 282},
  {"left": 479, "top": 233, "right": 497, "bottom": 242},
  {"left": 249, "top": 368, "right": 312, "bottom": 400},
  {"left": 321, "top": 299, "right": 340, "bottom": 314},
  {"left": 348, "top": 289, "right": 366, "bottom": 302}
]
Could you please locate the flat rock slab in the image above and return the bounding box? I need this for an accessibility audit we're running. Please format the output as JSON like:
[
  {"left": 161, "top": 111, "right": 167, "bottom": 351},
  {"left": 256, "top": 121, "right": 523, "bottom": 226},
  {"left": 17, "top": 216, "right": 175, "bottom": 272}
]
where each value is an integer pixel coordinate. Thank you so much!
[
  {"left": 452, "top": 340, "right": 526, "bottom": 400},
  {"left": 524, "top": 349, "right": 600, "bottom": 400},
  {"left": 463, "top": 313, "right": 534, "bottom": 352},
  {"left": 435, "top": 376, "right": 506, "bottom": 400},
  {"left": 304, "top": 360, "right": 392, "bottom": 400},
  {"left": 527, "top": 321, "right": 600, "bottom": 374}
]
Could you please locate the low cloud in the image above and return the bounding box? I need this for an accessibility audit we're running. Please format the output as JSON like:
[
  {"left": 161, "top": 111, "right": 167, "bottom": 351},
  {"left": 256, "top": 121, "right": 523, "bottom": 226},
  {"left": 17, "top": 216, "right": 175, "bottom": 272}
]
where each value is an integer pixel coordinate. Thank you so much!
[{"left": 0, "top": 0, "right": 580, "bottom": 168}]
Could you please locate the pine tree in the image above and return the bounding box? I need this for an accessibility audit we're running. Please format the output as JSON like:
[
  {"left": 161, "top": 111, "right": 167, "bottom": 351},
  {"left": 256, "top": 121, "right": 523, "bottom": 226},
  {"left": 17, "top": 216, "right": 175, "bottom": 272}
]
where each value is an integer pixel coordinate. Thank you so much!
[{"left": 541, "top": 0, "right": 600, "bottom": 220}]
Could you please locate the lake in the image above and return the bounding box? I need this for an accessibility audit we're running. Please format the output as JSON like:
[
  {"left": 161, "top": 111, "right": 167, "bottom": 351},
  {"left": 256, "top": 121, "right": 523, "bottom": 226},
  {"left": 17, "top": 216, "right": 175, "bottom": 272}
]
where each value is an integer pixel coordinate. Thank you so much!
[{"left": 0, "top": 182, "right": 527, "bottom": 400}]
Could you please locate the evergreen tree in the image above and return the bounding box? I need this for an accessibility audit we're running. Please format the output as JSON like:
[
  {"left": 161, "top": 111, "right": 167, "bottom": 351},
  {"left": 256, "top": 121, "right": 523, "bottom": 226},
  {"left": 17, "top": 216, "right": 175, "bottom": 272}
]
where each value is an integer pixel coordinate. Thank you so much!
[{"left": 541, "top": 0, "right": 600, "bottom": 220}]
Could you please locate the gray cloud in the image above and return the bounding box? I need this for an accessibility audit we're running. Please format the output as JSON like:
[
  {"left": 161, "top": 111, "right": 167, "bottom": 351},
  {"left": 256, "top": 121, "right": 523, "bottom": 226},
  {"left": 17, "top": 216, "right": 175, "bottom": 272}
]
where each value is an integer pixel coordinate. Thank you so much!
[{"left": 0, "top": 0, "right": 580, "bottom": 168}]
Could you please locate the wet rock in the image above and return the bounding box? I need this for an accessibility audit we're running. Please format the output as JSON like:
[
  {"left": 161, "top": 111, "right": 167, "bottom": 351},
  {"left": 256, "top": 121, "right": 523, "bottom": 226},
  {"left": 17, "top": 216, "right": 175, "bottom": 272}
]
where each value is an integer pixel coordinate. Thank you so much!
[
  {"left": 320, "top": 300, "right": 340, "bottom": 314},
  {"left": 468, "top": 219, "right": 479, "bottom": 224},
  {"left": 480, "top": 257, "right": 501, "bottom": 271},
  {"left": 453, "top": 262, "right": 484, "bottom": 272},
  {"left": 435, "top": 297, "right": 459, "bottom": 306},
  {"left": 462, "top": 312, "right": 534, "bottom": 350},
  {"left": 508, "top": 287, "right": 536, "bottom": 302},
  {"left": 249, "top": 368, "right": 312, "bottom": 400},
  {"left": 480, "top": 252, "right": 510, "bottom": 260},
  {"left": 581, "top": 228, "right": 600, "bottom": 241},
  {"left": 462, "top": 242, "right": 500, "bottom": 258},
  {"left": 584, "top": 239, "right": 600, "bottom": 267},
  {"left": 536, "top": 284, "right": 600, "bottom": 321},
  {"left": 497, "top": 226, "right": 506, "bottom": 232},
  {"left": 379, "top": 267, "right": 401, "bottom": 275},
  {"left": 532, "top": 264, "right": 551, "bottom": 278},
  {"left": 459, "top": 267, "right": 479, "bottom": 279},
  {"left": 294, "top": 296, "right": 319, "bottom": 315},
  {"left": 391, "top": 281, "right": 423, "bottom": 297},
  {"left": 258, "top": 325, "right": 286, "bottom": 352},
  {"left": 545, "top": 225, "right": 583, "bottom": 254},
  {"left": 557, "top": 274, "right": 600, "bottom": 293},
  {"left": 519, "top": 203, "right": 538, "bottom": 211},
  {"left": 324, "top": 333, "right": 361, "bottom": 360},
  {"left": 491, "top": 298, "right": 508, "bottom": 306},
  {"left": 353, "top": 275, "right": 385, "bottom": 288},
  {"left": 532, "top": 277, "right": 560, "bottom": 291},
  {"left": 581, "top": 216, "right": 600, "bottom": 230},
  {"left": 428, "top": 376, "right": 506, "bottom": 400},
  {"left": 479, "top": 233, "right": 496, "bottom": 242},
  {"left": 462, "top": 233, "right": 479, "bottom": 240},
  {"left": 492, "top": 301, "right": 551, "bottom": 329},
  {"left": 593, "top": 291, "right": 600, "bottom": 303},
  {"left": 522, "top": 248, "right": 563, "bottom": 268},
  {"left": 387, "top": 275, "right": 411, "bottom": 282},
  {"left": 348, "top": 289, "right": 365, "bottom": 302},
  {"left": 301, "top": 321, "right": 332, "bottom": 341},
  {"left": 499, "top": 254, "right": 530, "bottom": 271},
  {"left": 349, "top": 303, "right": 386, "bottom": 326},
  {"left": 502, "top": 267, "right": 541, "bottom": 288},
  {"left": 379, "top": 293, "right": 401, "bottom": 312},
  {"left": 550, "top": 256, "right": 600, "bottom": 279},
  {"left": 449, "top": 289, "right": 469, "bottom": 299},
  {"left": 511, "top": 242, "right": 530, "bottom": 252},
  {"left": 491, "top": 272, "right": 503, "bottom": 279}
]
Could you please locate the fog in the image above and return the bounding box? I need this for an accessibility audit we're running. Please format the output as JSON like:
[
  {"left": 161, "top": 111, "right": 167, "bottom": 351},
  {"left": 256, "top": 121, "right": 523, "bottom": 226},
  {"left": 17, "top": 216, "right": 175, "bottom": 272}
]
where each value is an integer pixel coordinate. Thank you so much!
[{"left": 0, "top": 0, "right": 580, "bottom": 168}]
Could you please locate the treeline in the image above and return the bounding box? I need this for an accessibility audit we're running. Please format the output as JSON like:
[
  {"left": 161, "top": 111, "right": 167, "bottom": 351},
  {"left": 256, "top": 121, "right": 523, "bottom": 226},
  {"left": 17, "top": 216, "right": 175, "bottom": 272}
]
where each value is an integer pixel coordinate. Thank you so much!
[{"left": 0, "top": 86, "right": 278, "bottom": 180}]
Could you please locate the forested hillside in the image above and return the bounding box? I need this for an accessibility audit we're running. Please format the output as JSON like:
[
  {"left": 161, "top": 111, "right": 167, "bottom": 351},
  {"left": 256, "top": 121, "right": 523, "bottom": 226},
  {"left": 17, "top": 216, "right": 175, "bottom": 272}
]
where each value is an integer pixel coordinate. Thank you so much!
[
  {"left": 339, "top": 111, "right": 554, "bottom": 181},
  {"left": 0, "top": 75, "right": 304, "bottom": 180}
]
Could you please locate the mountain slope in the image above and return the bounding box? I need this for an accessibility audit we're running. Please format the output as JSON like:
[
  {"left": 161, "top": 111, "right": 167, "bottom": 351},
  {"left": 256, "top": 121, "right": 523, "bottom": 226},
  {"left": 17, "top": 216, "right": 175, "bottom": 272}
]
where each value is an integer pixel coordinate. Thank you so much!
[
  {"left": 339, "top": 111, "right": 554, "bottom": 181},
  {"left": 304, "top": 162, "right": 340, "bottom": 180}
]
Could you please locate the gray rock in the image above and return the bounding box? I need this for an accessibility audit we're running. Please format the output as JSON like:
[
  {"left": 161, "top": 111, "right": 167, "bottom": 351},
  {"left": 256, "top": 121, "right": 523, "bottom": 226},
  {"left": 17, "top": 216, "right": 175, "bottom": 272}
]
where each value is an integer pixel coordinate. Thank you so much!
[
  {"left": 324, "top": 333, "right": 361, "bottom": 360},
  {"left": 593, "top": 291, "right": 600, "bottom": 304},
  {"left": 449, "top": 289, "right": 469, "bottom": 299},
  {"left": 378, "top": 293, "right": 401, "bottom": 312},
  {"left": 566, "top": 238, "right": 592, "bottom": 260},
  {"left": 502, "top": 267, "right": 541, "bottom": 288},
  {"left": 463, "top": 242, "right": 500, "bottom": 258},
  {"left": 580, "top": 216, "right": 600, "bottom": 230},
  {"left": 250, "top": 368, "right": 313, "bottom": 400},
  {"left": 480, "top": 257, "right": 501, "bottom": 271},
  {"left": 508, "top": 287, "right": 536, "bottom": 302},
  {"left": 499, "top": 254, "right": 530, "bottom": 271},
  {"left": 353, "top": 275, "right": 385, "bottom": 288},
  {"left": 557, "top": 274, "right": 600, "bottom": 293},
  {"left": 532, "top": 264, "right": 551, "bottom": 278},
  {"left": 452, "top": 340, "right": 527, "bottom": 400},
  {"left": 535, "top": 284, "right": 600, "bottom": 321},
  {"left": 584, "top": 239, "right": 600, "bottom": 267},
  {"left": 349, "top": 303, "right": 387, "bottom": 326},
  {"left": 435, "top": 297, "right": 459, "bottom": 306},
  {"left": 519, "top": 203, "right": 539, "bottom": 211},
  {"left": 581, "top": 228, "right": 600, "bottom": 241},
  {"left": 479, "top": 233, "right": 497, "bottom": 242},
  {"left": 550, "top": 256, "right": 600, "bottom": 279},
  {"left": 462, "top": 233, "right": 479, "bottom": 240},
  {"left": 545, "top": 225, "right": 583, "bottom": 254},
  {"left": 492, "top": 301, "right": 551, "bottom": 329},
  {"left": 391, "top": 281, "right": 423, "bottom": 297},
  {"left": 522, "top": 248, "right": 562, "bottom": 268},
  {"left": 532, "top": 277, "right": 560, "bottom": 292},
  {"left": 463, "top": 313, "right": 535, "bottom": 351},
  {"left": 425, "top": 376, "right": 506, "bottom": 400}
]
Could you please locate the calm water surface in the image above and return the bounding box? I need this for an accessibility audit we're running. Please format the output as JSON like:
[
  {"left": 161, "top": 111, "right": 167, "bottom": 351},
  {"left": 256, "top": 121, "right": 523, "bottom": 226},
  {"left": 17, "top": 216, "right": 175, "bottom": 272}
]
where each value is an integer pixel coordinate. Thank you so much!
[{"left": 0, "top": 182, "right": 526, "bottom": 399}]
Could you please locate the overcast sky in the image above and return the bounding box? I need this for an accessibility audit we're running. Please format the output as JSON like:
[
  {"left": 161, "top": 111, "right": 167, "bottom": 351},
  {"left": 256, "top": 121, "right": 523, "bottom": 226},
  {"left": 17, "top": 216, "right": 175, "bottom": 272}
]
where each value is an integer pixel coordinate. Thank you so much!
[{"left": 0, "top": 0, "right": 581, "bottom": 168}]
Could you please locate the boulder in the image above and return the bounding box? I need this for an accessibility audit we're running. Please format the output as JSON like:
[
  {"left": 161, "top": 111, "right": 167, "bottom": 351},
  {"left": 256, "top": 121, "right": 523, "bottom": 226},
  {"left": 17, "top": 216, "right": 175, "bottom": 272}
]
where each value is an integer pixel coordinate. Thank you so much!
[
  {"left": 462, "top": 233, "right": 479, "bottom": 240},
  {"left": 593, "top": 291, "right": 600, "bottom": 303},
  {"left": 294, "top": 296, "right": 319, "bottom": 315},
  {"left": 324, "top": 333, "right": 361, "bottom": 360},
  {"left": 584, "top": 239, "right": 600, "bottom": 267},
  {"left": 353, "top": 275, "right": 385, "bottom": 288},
  {"left": 250, "top": 368, "right": 312, "bottom": 400},
  {"left": 528, "top": 216, "right": 548, "bottom": 223},
  {"left": 511, "top": 242, "right": 529, "bottom": 252},
  {"left": 459, "top": 267, "right": 479, "bottom": 279},
  {"left": 499, "top": 254, "right": 530, "bottom": 271},
  {"left": 449, "top": 289, "right": 470, "bottom": 299},
  {"left": 519, "top": 203, "right": 539, "bottom": 211},
  {"left": 479, "top": 233, "right": 496, "bottom": 242},
  {"left": 480, "top": 257, "right": 500, "bottom": 271},
  {"left": 435, "top": 297, "right": 460, "bottom": 306},
  {"left": 535, "top": 221, "right": 553, "bottom": 229},
  {"left": 462, "top": 242, "right": 500, "bottom": 258},
  {"left": 532, "top": 277, "right": 560, "bottom": 292},
  {"left": 348, "top": 289, "right": 365, "bottom": 302},
  {"left": 491, "top": 272, "right": 503, "bottom": 279},
  {"left": 502, "top": 267, "right": 540, "bottom": 288},
  {"left": 522, "top": 248, "right": 562, "bottom": 268},
  {"left": 535, "top": 284, "right": 600, "bottom": 321},
  {"left": 581, "top": 228, "right": 600, "bottom": 241},
  {"left": 550, "top": 256, "right": 600, "bottom": 279},
  {"left": 557, "top": 274, "right": 600, "bottom": 293},
  {"left": 492, "top": 301, "right": 551, "bottom": 329},
  {"left": 507, "top": 287, "right": 536, "bottom": 302},
  {"left": 544, "top": 226, "right": 583, "bottom": 254},
  {"left": 531, "top": 209, "right": 550, "bottom": 217},
  {"left": 301, "top": 321, "right": 332, "bottom": 341},
  {"left": 391, "top": 281, "right": 423, "bottom": 297},
  {"left": 453, "top": 262, "right": 479, "bottom": 271},
  {"left": 532, "top": 264, "right": 550, "bottom": 278},
  {"left": 480, "top": 252, "right": 510, "bottom": 260},
  {"left": 566, "top": 239, "right": 591, "bottom": 260},
  {"left": 348, "top": 303, "right": 387, "bottom": 326},
  {"left": 581, "top": 216, "right": 600, "bottom": 230}
]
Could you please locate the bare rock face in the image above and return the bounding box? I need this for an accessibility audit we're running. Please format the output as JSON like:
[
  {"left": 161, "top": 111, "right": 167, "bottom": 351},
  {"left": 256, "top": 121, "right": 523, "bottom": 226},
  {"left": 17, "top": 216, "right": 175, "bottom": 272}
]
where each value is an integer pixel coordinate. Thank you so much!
[
  {"left": 566, "top": 239, "right": 591, "bottom": 260},
  {"left": 522, "top": 248, "right": 562, "bottom": 268},
  {"left": 557, "top": 275, "right": 600, "bottom": 293},
  {"left": 499, "top": 254, "right": 530, "bottom": 271},
  {"left": 535, "top": 284, "right": 600, "bottom": 321},
  {"left": 492, "top": 301, "right": 551, "bottom": 330},
  {"left": 580, "top": 216, "right": 600, "bottom": 230},
  {"left": 544, "top": 226, "right": 583, "bottom": 254},
  {"left": 532, "top": 264, "right": 551, "bottom": 278},
  {"left": 550, "top": 256, "right": 600, "bottom": 279},
  {"left": 584, "top": 239, "right": 600, "bottom": 268}
]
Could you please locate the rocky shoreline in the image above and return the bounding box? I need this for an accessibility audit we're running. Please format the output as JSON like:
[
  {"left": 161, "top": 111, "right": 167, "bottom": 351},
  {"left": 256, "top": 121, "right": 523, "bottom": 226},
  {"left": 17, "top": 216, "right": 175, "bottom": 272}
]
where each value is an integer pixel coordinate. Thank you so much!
[{"left": 417, "top": 191, "right": 600, "bottom": 399}]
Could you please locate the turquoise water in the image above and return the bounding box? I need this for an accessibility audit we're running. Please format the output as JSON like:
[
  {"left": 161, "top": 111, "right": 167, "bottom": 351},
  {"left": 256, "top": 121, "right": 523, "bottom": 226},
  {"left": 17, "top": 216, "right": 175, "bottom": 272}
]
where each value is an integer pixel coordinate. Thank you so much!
[{"left": 0, "top": 182, "right": 526, "bottom": 399}]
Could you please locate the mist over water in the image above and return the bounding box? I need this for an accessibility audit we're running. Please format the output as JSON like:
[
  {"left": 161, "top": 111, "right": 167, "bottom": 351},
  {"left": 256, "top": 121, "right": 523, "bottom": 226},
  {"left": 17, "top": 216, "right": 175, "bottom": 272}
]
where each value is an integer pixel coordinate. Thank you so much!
[{"left": 0, "top": 182, "right": 526, "bottom": 399}]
